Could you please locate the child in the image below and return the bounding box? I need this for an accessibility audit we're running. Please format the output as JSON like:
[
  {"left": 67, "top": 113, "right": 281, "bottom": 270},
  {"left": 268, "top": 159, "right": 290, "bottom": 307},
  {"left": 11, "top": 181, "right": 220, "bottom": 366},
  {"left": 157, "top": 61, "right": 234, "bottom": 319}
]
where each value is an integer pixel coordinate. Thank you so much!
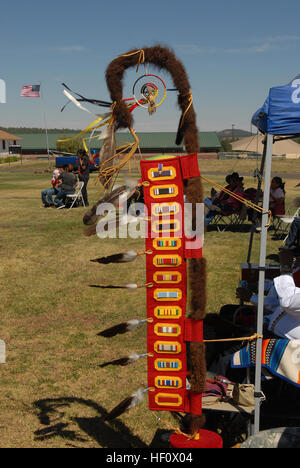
[{"left": 269, "top": 177, "right": 285, "bottom": 216}]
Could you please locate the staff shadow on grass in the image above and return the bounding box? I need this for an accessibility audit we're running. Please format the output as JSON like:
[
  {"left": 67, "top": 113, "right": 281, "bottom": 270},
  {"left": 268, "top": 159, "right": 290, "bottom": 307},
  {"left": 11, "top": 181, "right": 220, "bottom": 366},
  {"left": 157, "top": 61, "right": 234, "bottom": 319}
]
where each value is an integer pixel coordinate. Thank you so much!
[{"left": 33, "top": 396, "right": 171, "bottom": 448}]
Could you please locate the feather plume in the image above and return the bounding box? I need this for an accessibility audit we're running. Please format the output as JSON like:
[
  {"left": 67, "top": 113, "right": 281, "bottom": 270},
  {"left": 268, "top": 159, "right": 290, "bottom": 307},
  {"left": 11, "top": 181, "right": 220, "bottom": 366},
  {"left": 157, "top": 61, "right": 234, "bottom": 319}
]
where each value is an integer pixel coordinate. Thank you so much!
[
  {"left": 89, "top": 284, "right": 127, "bottom": 289},
  {"left": 99, "top": 125, "right": 116, "bottom": 188},
  {"left": 84, "top": 214, "right": 141, "bottom": 238},
  {"left": 83, "top": 224, "right": 97, "bottom": 237},
  {"left": 82, "top": 184, "right": 127, "bottom": 226},
  {"left": 90, "top": 250, "right": 138, "bottom": 264},
  {"left": 89, "top": 283, "right": 138, "bottom": 290},
  {"left": 63, "top": 89, "right": 92, "bottom": 114},
  {"left": 100, "top": 353, "right": 146, "bottom": 368},
  {"left": 98, "top": 319, "right": 143, "bottom": 337},
  {"left": 61, "top": 83, "right": 112, "bottom": 108},
  {"left": 103, "top": 388, "right": 146, "bottom": 421}
]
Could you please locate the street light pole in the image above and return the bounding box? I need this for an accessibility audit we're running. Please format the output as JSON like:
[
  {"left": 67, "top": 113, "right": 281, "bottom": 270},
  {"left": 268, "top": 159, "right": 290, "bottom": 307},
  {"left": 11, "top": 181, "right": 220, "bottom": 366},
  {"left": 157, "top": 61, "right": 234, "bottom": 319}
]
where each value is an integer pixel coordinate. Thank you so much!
[{"left": 232, "top": 124, "right": 235, "bottom": 140}]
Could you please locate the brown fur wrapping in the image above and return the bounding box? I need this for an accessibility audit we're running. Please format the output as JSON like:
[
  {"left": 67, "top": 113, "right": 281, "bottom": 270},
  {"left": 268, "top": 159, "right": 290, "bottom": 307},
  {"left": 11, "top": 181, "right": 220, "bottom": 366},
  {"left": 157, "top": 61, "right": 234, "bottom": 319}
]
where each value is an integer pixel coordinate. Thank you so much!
[
  {"left": 188, "top": 258, "right": 207, "bottom": 321},
  {"left": 105, "top": 45, "right": 199, "bottom": 154},
  {"left": 181, "top": 414, "right": 206, "bottom": 435},
  {"left": 189, "top": 342, "right": 207, "bottom": 393}
]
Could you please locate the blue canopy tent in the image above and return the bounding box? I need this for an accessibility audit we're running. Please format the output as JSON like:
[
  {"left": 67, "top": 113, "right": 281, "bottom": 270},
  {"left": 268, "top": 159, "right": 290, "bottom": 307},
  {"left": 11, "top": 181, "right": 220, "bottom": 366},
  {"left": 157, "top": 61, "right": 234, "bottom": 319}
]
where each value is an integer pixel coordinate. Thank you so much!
[
  {"left": 252, "top": 75, "right": 300, "bottom": 136},
  {"left": 249, "top": 75, "right": 300, "bottom": 434}
]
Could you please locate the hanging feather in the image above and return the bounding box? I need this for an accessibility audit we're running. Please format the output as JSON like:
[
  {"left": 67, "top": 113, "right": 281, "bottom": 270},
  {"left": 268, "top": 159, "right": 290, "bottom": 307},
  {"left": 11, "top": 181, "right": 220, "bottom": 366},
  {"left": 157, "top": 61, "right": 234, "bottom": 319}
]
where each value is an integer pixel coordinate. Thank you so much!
[
  {"left": 99, "top": 124, "right": 116, "bottom": 189},
  {"left": 82, "top": 184, "right": 128, "bottom": 226},
  {"left": 61, "top": 83, "right": 112, "bottom": 111},
  {"left": 97, "top": 319, "right": 147, "bottom": 337},
  {"left": 100, "top": 353, "right": 147, "bottom": 368},
  {"left": 82, "top": 185, "right": 137, "bottom": 235},
  {"left": 103, "top": 388, "right": 147, "bottom": 421},
  {"left": 89, "top": 284, "right": 127, "bottom": 289},
  {"left": 89, "top": 283, "right": 140, "bottom": 290},
  {"left": 90, "top": 250, "right": 138, "bottom": 264}
]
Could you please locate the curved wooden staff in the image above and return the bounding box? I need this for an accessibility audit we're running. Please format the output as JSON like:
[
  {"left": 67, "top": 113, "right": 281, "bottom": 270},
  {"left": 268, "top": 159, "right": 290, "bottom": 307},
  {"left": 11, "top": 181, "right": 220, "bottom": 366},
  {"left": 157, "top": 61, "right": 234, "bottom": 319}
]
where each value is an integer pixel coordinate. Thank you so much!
[{"left": 105, "top": 46, "right": 207, "bottom": 435}]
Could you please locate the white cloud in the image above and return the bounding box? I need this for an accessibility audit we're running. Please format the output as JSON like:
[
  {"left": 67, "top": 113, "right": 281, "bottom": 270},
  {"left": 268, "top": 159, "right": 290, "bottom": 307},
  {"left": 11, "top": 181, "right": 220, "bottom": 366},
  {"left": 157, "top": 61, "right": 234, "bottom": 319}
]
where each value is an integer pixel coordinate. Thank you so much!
[
  {"left": 176, "top": 34, "right": 300, "bottom": 56},
  {"left": 225, "top": 43, "right": 271, "bottom": 54},
  {"left": 175, "top": 44, "right": 218, "bottom": 55},
  {"left": 255, "top": 34, "right": 300, "bottom": 44}
]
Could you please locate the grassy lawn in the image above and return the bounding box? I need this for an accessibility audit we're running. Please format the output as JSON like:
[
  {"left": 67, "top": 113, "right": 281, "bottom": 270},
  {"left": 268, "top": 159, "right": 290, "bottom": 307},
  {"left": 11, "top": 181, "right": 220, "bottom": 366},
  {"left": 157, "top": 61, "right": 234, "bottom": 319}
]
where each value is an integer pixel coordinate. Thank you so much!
[{"left": 0, "top": 157, "right": 299, "bottom": 448}]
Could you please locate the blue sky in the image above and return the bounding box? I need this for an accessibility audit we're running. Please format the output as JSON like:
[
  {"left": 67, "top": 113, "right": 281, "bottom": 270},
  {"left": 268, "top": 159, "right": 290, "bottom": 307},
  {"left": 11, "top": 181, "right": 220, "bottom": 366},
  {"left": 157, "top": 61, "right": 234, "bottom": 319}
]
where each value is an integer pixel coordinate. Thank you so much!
[{"left": 1, "top": 0, "right": 300, "bottom": 133}]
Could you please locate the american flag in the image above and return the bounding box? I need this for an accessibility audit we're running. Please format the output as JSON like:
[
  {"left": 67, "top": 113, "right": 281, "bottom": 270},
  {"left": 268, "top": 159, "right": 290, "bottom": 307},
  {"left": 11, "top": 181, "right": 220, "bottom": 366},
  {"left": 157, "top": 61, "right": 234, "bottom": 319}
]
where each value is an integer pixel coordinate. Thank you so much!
[{"left": 20, "top": 85, "right": 40, "bottom": 97}]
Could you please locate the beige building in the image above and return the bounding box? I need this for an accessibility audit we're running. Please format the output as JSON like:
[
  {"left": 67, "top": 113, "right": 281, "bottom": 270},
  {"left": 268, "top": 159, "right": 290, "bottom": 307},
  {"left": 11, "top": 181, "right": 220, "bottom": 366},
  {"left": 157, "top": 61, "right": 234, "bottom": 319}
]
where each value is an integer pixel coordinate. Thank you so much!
[
  {"left": 231, "top": 134, "right": 300, "bottom": 158},
  {"left": 0, "top": 130, "right": 21, "bottom": 156}
]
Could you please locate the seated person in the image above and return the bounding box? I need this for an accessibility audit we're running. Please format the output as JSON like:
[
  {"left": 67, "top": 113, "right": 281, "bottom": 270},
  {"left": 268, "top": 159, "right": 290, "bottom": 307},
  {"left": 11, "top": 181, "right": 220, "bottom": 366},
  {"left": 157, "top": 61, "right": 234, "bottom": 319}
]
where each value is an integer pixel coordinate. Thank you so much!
[
  {"left": 283, "top": 217, "right": 300, "bottom": 250},
  {"left": 205, "top": 173, "right": 244, "bottom": 225},
  {"left": 269, "top": 176, "right": 285, "bottom": 216},
  {"left": 204, "top": 175, "right": 231, "bottom": 210},
  {"left": 264, "top": 271, "right": 300, "bottom": 339},
  {"left": 54, "top": 165, "right": 77, "bottom": 209},
  {"left": 220, "top": 250, "right": 300, "bottom": 331},
  {"left": 204, "top": 250, "right": 300, "bottom": 376},
  {"left": 41, "top": 168, "right": 61, "bottom": 207}
]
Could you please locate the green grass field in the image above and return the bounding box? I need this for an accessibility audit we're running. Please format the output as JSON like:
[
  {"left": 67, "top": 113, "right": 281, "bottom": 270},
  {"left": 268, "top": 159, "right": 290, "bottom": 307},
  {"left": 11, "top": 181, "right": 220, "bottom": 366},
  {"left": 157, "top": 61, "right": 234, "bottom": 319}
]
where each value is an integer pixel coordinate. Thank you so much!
[{"left": 0, "top": 158, "right": 299, "bottom": 448}]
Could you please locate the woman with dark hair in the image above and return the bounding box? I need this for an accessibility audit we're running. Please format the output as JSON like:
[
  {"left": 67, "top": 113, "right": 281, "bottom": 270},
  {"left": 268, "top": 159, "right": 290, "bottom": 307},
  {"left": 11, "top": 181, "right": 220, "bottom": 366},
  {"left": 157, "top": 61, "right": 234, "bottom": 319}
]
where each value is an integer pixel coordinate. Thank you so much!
[{"left": 269, "top": 176, "right": 285, "bottom": 216}]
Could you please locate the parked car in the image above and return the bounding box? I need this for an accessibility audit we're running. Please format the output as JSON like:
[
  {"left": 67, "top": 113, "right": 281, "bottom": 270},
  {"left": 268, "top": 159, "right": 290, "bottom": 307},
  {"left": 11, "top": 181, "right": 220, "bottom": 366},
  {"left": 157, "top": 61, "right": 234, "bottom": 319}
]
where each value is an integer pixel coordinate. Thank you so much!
[{"left": 55, "top": 150, "right": 99, "bottom": 172}]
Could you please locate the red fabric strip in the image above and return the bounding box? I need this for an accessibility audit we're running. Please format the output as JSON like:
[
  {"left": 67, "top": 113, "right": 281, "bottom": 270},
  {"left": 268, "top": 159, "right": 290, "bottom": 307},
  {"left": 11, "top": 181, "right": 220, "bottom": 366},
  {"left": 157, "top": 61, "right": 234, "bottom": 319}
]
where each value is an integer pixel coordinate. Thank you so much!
[
  {"left": 188, "top": 391, "right": 203, "bottom": 415},
  {"left": 184, "top": 319, "right": 203, "bottom": 342},
  {"left": 179, "top": 153, "right": 200, "bottom": 179}
]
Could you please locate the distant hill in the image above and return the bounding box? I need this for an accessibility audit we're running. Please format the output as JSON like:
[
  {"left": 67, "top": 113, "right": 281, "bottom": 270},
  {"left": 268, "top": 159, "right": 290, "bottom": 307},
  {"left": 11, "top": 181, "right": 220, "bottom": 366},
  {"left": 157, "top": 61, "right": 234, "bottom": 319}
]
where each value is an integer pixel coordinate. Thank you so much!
[{"left": 217, "top": 128, "right": 255, "bottom": 139}]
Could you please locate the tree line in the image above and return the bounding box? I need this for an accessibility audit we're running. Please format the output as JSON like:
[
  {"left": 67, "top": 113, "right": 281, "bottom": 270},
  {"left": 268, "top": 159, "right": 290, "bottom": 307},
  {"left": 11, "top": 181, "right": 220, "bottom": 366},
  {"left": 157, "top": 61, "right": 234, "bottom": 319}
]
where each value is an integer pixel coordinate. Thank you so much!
[{"left": 0, "top": 126, "right": 79, "bottom": 134}]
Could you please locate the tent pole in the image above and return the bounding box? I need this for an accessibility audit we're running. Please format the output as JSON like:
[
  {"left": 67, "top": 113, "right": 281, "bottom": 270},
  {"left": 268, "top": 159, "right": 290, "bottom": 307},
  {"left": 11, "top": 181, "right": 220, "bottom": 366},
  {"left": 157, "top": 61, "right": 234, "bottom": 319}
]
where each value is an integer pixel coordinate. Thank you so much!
[
  {"left": 253, "top": 132, "right": 273, "bottom": 434},
  {"left": 246, "top": 139, "right": 267, "bottom": 263}
]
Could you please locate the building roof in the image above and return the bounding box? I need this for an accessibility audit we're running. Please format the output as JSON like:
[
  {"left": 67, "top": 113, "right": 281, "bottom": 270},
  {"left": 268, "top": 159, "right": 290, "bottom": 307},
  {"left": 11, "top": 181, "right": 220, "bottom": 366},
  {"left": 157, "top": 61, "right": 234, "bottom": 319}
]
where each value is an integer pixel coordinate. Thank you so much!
[
  {"left": 13, "top": 131, "right": 221, "bottom": 151},
  {"left": 231, "top": 134, "right": 300, "bottom": 156},
  {"left": 0, "top": 130, "right": 22, "bottom": 141}
]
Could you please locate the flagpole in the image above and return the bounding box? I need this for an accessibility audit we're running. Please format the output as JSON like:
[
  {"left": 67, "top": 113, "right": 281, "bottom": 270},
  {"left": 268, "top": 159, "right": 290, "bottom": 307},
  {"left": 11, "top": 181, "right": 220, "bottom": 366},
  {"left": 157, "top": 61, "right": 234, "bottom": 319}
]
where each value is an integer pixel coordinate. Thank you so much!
[{"left": 40, "top": 81, "right": 50, "bottom": 167}]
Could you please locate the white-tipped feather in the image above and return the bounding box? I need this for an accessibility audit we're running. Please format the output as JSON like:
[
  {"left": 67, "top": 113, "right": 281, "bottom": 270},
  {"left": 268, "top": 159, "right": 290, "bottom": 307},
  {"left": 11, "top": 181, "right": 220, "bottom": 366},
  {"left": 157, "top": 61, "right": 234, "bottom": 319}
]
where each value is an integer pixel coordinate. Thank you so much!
[
  {"left": 127, "top": 388, "right": 146, "bottom": 410},
  {"left": 128, "top": 353, "right": 142, "bottom": 363},
  {"left": 123, "top": 250, "right": 138, "bottom": 261},
  {"left": 126, "top": 283, "right": 138, "bottom": 290},
  {"left": 104, "top": 388, "right": 147, "bottom": 421},
  {"left": 126, "top": 319, "right": 140, "bottom": 331}
]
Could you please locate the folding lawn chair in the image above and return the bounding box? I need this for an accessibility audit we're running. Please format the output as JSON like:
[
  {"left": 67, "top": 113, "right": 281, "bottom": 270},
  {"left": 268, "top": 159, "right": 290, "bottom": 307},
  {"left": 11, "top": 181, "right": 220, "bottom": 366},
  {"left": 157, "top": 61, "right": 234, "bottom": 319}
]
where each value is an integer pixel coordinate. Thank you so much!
[
  {"left": 272, "top": 207, "right": 299, "bottom": 241},
  {"left": 65, "top": 181, "right": 85, "bottom": 209},
  {"left": 210, "top": 205, "right": 247, "bottom": 232}
]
